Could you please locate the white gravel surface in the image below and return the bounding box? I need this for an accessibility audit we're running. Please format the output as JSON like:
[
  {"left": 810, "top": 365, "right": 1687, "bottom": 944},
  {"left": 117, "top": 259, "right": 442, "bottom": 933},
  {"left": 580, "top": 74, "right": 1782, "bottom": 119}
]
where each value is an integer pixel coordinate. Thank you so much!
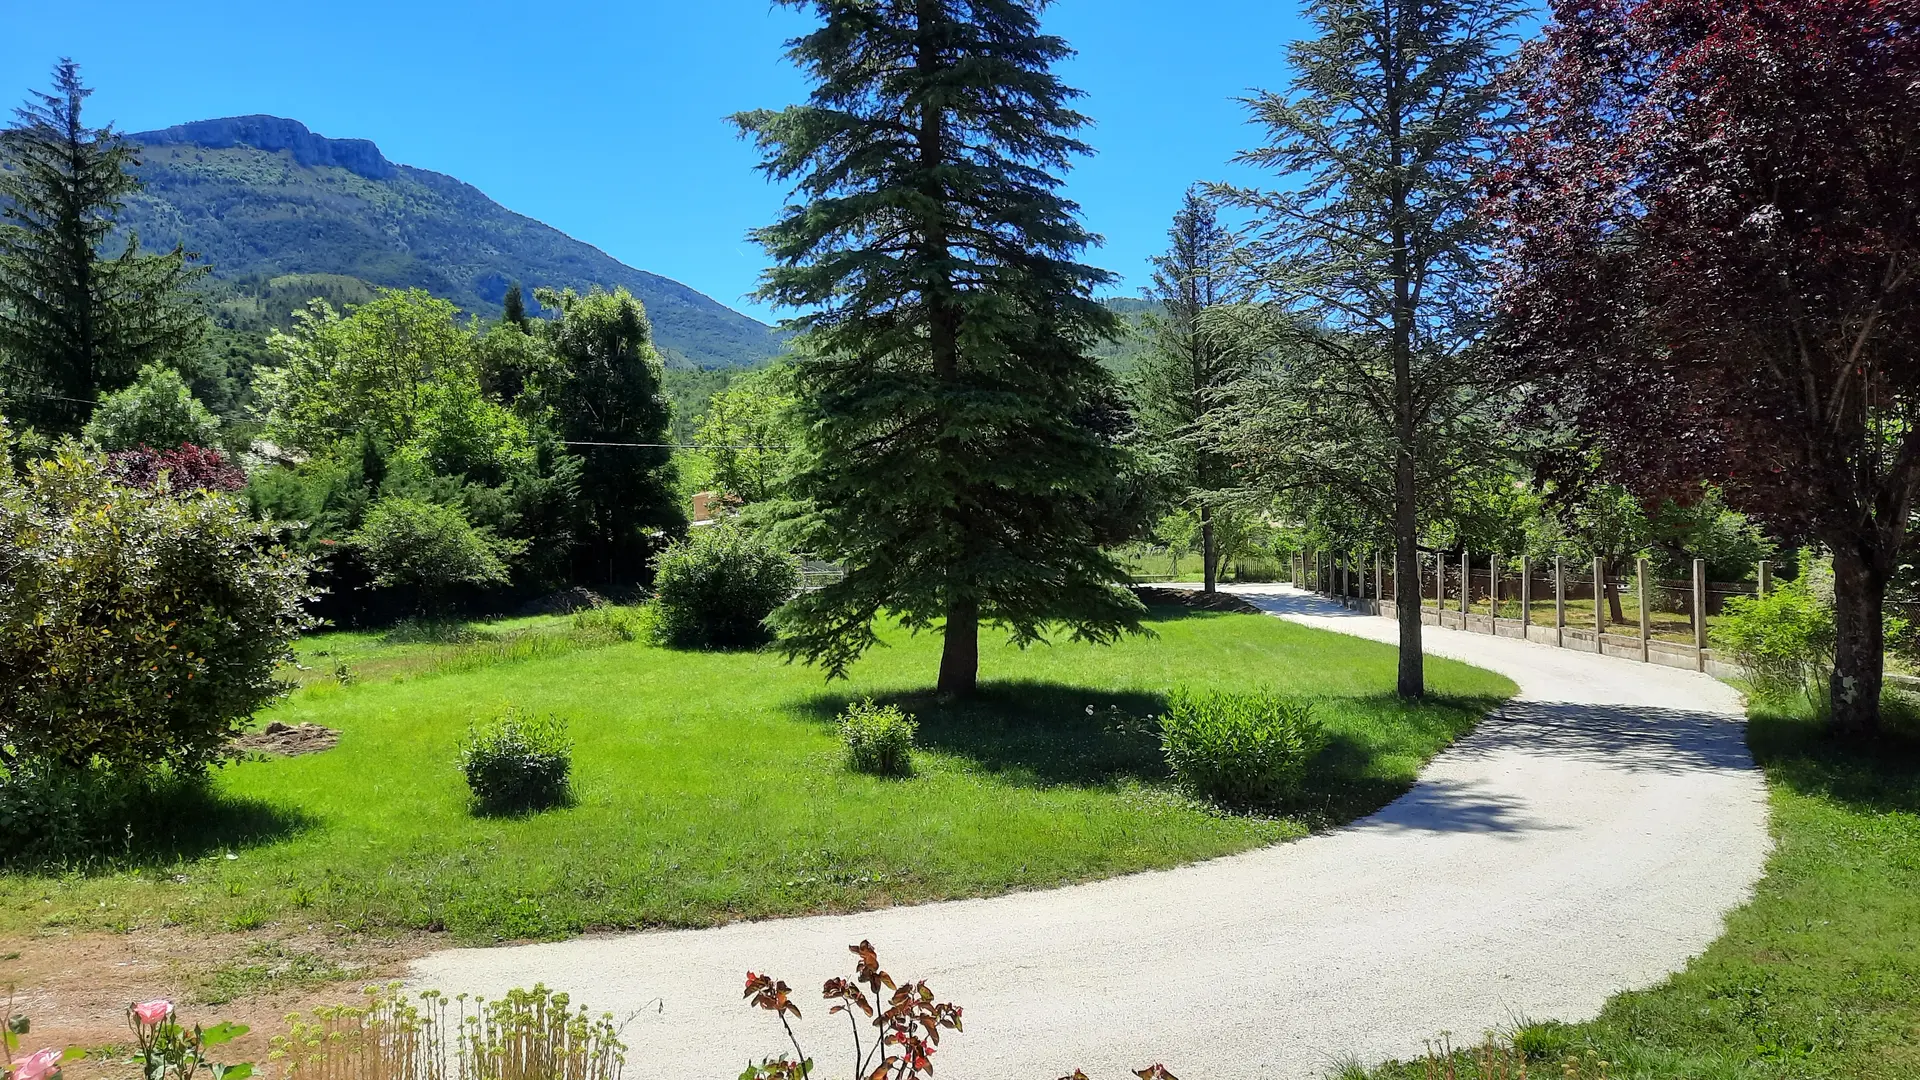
[{"left": 410, "top": 584, "right": 1771, "bottom": 1080}]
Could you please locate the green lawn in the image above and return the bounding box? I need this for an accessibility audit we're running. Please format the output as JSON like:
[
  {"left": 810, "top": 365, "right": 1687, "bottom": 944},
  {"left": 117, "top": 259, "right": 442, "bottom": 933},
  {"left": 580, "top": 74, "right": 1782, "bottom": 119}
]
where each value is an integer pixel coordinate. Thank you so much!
[
  {"left": 1367, "top": 701, "right": 1920, "bottom": 1080},
  {"left": 0, "top": 604, "right": 1510, "bottom": 943}
]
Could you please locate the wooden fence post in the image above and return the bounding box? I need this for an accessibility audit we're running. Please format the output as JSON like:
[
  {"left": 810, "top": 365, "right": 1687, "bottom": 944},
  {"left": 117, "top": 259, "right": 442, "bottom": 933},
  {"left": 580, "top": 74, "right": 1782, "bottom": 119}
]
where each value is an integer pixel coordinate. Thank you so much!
[
  {"left": 1521, "top": 556, "right": 1533, "bottom": 631},
  {"left": 1694, "top": 558, "right": 1709, "bottom": 672},
  {"left": 1594, "top": 556, "right": 1608, "bottom": 636},
  {"left": 1459, "top": 550, "right": 1470, "bottom": 616},
  {"left": 1638, "top": 557, "right": 1651, "bottom": 663},
  {"left": 1758, "top": 559, "right": 1772, "bottom": 596},
  {"left": 1488, "top": 553, "right": 1498, "bottom": 620},
  {"left": 1555, "top": 556, "right": 1567, "bottom": 648}
]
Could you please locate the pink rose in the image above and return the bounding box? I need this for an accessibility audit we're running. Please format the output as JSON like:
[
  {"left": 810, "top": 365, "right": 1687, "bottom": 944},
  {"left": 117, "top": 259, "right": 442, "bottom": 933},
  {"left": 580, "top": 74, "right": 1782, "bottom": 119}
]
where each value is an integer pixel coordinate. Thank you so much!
[
  {"left": 14, "top": 1047, "right": 64, "bottom": 1080},
  {"left": 131, "top": 1000, "right": 172, "bottom": 1025}
]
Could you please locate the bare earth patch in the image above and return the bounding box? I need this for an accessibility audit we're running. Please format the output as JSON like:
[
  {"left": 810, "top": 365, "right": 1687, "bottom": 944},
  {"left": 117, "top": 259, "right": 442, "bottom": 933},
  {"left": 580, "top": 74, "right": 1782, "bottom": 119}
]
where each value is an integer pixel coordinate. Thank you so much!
[
  {"left": 232, "top": 722, "right": 339, "bottom": 757},
  {"left": 2, "top": 927, "right": 427, "bottom": 1079}
]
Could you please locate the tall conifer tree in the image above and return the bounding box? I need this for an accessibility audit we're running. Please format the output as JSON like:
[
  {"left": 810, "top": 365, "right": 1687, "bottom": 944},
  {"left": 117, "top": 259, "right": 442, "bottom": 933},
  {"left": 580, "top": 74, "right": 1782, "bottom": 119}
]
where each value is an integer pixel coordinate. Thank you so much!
[
  {"left": 736, "top": 0, "right": 1142, "bottom": 696},
  {"left": 0, "top": 60, "right": 207, "bottom": 434},
  {"left": 1132, "top": 189, "right": 1241, "bottom": 593},
  {"left": 1212, "top": 0, "right": 1522, "bottom": 699}
]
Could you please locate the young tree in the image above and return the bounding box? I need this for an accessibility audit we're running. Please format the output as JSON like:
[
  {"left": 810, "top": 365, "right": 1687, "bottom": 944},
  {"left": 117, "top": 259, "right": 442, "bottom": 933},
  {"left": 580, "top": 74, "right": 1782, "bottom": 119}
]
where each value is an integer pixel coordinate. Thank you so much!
[
  {"left": 501, "top": 281, "right": 528, "bottom": 330},
  {"left": 697, "top": 363, "right": 797, "bottom": 505},
  {"left": 1493, "top": 0, "right": 1920, "bottom": 734},
  {"left": 1131, "top": 189, "right": 1241, "bottom": 593},
  {"left": 1212, "top": 0, "right": 1524, "bottom": 698},
  {"left": 735, "top": 0, "right": 1143, "bottom": 696},
  {"left": 0, "top": 60, "right": 207, "bottom": 435},
  {"left": 535, "top": 286, "right": 683, "bottom": 582}
]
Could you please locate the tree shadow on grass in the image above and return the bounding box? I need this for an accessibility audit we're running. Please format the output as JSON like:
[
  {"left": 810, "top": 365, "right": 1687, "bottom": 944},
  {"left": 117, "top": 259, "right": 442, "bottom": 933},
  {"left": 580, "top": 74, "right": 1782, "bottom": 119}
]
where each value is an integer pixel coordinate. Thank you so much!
[
  {"left": 1, "top": 778, "right": 316, "bottom": 875},
  {"left": 796, "top": 680, "right": 1174, "bottom": 789},
  {"left": 1750, "top": 707, "right": 1920, "bottom": 817}
]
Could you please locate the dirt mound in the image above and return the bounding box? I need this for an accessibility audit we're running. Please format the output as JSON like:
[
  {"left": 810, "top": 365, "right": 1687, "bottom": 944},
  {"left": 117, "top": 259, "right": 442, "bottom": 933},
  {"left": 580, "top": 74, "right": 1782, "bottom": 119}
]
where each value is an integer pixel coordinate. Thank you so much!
[
  {"left": 234, "top": 721, "right": 340, "bottom": 757},
  {"left": 1132, "top": 586, "right": 1264, "bottom": 615},
  {"left": 518, "top": 586, "right": 608, "bottom": 616}
]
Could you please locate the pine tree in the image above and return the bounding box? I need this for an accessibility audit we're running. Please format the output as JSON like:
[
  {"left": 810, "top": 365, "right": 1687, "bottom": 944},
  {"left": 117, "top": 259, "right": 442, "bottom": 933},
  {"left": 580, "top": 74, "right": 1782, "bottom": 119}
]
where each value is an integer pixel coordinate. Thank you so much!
[
  {"left": 0, "top": 60, "right": 208, "bottom": 435},
  {"left": 501, "top": 281, "right": 528, "bottom": 329},
  {"left": 1132, "top": 189, "right": 1241, "bottom": 593},
  {"left": 1212, "top": 0, "right": 1522, "bottom": 699},
  {"left": 735, "top": 0, "right": 1142, "bottom": 696}
]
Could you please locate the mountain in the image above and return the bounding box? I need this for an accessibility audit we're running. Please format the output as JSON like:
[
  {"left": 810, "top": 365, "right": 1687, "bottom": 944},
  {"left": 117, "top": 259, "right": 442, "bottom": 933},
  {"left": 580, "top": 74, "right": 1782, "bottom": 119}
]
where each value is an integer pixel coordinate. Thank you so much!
[{"left": 121, "top": 115, "right": 784, "bottom": 369}]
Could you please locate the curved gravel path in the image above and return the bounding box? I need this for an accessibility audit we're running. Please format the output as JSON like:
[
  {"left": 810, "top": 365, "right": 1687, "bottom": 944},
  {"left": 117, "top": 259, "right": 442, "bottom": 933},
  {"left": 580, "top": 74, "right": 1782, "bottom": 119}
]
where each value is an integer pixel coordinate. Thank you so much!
[{"left": 410, "top": 585, "right": 1770, "bottom": 1079}]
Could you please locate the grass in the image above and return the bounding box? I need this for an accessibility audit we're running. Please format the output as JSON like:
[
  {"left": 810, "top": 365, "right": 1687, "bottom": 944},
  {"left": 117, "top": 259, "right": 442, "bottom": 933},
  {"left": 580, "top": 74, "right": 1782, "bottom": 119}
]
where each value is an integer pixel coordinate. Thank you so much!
[
  {"left": 0, "top": 604, "right": 1511, "bottom": 943},
  {"left": 1366, "top": 696, "right": 1920, "bottom": 1080}
]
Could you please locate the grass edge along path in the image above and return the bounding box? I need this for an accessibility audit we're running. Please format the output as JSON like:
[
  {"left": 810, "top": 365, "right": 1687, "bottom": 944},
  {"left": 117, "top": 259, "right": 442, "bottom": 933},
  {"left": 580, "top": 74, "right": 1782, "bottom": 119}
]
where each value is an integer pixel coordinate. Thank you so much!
[
  {"left": 0, "top": 605, "right": 1512, "bottom": 944},
  {"left": 1360, "top": 702, "right": 1920, "bottom": 1080}
]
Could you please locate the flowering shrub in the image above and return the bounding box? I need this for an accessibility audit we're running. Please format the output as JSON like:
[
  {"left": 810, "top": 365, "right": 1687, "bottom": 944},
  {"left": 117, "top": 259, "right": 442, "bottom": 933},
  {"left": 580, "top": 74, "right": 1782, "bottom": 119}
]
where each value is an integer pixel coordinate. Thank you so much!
[
  {"left": 3, "top": 996, "right": 78, "bottom": 1080},
  {"left": 108, "top": 444, "right": 246, "bottom": 494},
  {"left": 129, "top": 998, "right": 253, "bottom": 1080},
  {"left": 1159, "top": 689, "right": 1325, "bottom": 809},
  {"left": 838, "top": 700, "right": 918, "bottom": 777},
  {"left": 459, "top": 705, "right": 573, "bottom": 814},
  {"left": 0, "top": 430, "right": 316, "bottom": 779}
]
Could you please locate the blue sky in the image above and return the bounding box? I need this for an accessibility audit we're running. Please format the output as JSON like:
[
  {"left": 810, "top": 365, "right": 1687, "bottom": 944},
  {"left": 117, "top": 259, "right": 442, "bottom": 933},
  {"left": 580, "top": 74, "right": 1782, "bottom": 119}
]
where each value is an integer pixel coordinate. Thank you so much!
[{"left": 10, "top": 2, "right": 1316, "bottom": 325}]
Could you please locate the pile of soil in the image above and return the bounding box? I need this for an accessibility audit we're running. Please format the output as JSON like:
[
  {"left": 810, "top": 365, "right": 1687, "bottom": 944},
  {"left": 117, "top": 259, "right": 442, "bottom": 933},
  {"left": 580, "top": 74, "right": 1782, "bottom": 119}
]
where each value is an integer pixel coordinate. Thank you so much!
[
  {"left": 518, "top": 586, "right": 608, "bottom": 616},
  {"left": 233, "top": 721, "right": 340, "bottom": 757},
  {"left": 1132, "top": 586, "right": 1264, "bottom": 615}
]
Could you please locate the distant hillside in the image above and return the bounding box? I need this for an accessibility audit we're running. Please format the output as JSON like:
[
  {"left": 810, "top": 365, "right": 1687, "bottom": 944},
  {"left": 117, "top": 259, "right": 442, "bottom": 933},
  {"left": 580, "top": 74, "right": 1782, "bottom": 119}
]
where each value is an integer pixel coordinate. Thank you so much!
[
  {"left": 122, "top": 115, "right": 784, "bottom": 369},
  {"left": 1094, "top": 297, "right": 1159, "bottom": 374}
]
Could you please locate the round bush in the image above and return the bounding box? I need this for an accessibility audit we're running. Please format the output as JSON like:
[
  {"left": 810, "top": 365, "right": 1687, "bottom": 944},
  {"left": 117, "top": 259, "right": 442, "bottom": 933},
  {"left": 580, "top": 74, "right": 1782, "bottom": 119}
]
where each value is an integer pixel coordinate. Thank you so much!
[
  {"left": 458, "top": 705, "right": 573, "bottom": 814},
  {"left": 0, "top": 432, "right": 316, "bottom": 778},
  {"left": 839, "top": 699, "right": 918, "bottom": 776},
  {"left": 1159, "top": 689, "right": 1326, "bottom": 809},
  {"left": 650, "top": 525, "right": 800, "bottom": 649}
]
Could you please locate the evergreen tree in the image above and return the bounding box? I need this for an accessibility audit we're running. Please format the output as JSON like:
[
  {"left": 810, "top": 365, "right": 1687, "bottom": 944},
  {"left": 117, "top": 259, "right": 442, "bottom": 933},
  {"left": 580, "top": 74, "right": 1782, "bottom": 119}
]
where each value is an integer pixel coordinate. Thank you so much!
[
  {"left": 0, "top": 60, "right": 208, "bottom": 435},
  {"left": 735, "top": 0, "right": 1142, "bottom": 696},
  {"left": 534, "top": 286, "right": 683, "bottom": 583},
  {"left": 501, "top": 281, "right": 528, "bottom": 329},
  {"left": 1211, "top": 0, "right": 1522, "bottom": 699},
  {"left": 1131, "top": 188, "right": 1241, "bottom": 593}
]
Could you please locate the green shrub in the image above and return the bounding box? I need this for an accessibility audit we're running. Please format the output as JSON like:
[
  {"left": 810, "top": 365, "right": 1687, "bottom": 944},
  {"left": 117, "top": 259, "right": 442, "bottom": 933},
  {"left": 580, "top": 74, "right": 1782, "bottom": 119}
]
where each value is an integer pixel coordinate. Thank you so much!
[
  {"left": 650, "top": 525, "right": 799, "bottom": 649},
  {"left": 1159, "top": 689, "right": 1325, "bottom": 809},
  {"left": 838, "top": 699, "right": 918, "bottom": 776},
  {"left": 347, "top": 496, "right": 523, "bottom": 599},
  {"left": 1716, "top": 582, "right": 1835, "bottom": 714},
  {"left": 0, "top": 431, "right": 315, "bottom": 778},
  {"left": 82, "top": 364, "right": 221, "bottom": 452},
  {"left": 459, "top": 705, "right": 573, "bottom": 814}
]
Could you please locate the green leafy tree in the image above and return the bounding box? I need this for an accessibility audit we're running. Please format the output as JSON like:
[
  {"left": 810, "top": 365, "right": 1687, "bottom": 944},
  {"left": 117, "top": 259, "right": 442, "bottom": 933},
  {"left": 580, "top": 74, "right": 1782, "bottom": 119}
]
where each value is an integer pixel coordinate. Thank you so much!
[
  {"left": 0, "top": 60, "right": 209, "bottom": 435},
  {"left": 534, "top": 286, "right": 683, "bottom": 582},
  {"left": 735, "top": 0, "right": 1144, "bottom": 696},
  {"left": 1211, "top": 0, "right": 1524, "bottom": 698},
  {"left": 696, "top": 363, "right": 797, "bottom": 505},
  {"left": 258, "top": 288, "right": 476, "bottom": 453},
  {"left": 1131, "top": 189, "right": 1243, "bottom": 592},
  {"left": 81, "top": 364, "right": 221, "bottom": 451}
]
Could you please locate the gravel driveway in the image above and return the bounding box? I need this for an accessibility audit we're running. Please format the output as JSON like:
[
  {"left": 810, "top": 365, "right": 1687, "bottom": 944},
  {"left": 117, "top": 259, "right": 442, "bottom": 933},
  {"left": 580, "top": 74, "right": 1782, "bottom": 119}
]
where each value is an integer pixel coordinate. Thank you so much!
[{"left": 410, "top": 584, "right": 1771, "bottom": 1080}]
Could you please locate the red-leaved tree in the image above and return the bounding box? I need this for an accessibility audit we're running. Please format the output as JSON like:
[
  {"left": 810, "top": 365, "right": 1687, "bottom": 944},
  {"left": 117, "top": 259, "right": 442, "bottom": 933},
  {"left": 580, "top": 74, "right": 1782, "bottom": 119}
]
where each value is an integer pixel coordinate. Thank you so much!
[{"left": 1492, "top": 0, "right": 1920, "bottom": 733}]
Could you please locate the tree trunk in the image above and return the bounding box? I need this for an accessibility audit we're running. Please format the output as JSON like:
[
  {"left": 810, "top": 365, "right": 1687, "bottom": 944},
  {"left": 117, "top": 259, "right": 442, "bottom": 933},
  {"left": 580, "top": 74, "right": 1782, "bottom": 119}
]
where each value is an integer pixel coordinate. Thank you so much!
[
  {"left": 1201, "top": 503, "right": 1217, "bottom": 593},
  {"left": 1829, "top": 543, "right": 1886, "bottom": 736},
  {"left": 938, "top": 596, "right": 980, "bottom": 698}
]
